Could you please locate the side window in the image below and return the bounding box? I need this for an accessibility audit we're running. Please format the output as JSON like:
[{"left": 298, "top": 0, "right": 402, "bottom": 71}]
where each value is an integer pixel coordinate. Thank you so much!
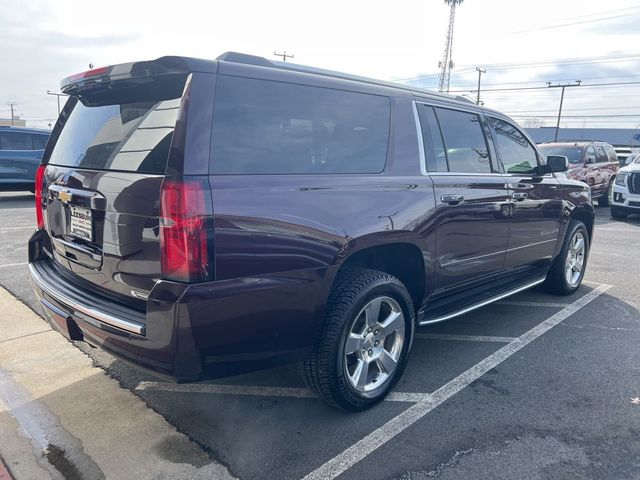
[
  {"left": 595, "top": 146, "right": 607, "bottom": 163},
  {"left": 434, "top": 107, "right": 491, "bottom": 173},
  {"left": 606, "top": 146, "right": 618, "bottom": 163},
  {"left": 31, "top": 134, "right": 48, "bottom": 150},
  {"left": 211, "top": 76, "right": 390, "bottom": 174},
  {"left": 486, "top": 117, "right": 539, "bottom": 174},
  {"left": 0, "top": 131, "right": 33, "bottom": 150},
  {"left": 417, "top": 104, "right": 447, "bottom": 172},
  {"left": 585, "top": 146, "right": 596, "bottom": 164}
]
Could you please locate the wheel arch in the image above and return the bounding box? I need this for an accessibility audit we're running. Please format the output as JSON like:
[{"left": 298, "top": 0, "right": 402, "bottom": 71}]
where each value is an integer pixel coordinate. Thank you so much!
[{"left": 330, "top": 238, "right": 427, "bottom": 313}]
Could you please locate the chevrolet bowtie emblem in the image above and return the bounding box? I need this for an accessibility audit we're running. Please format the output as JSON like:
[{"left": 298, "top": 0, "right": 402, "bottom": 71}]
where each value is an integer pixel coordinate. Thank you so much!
[{"left": 58, "top": 190, "right": 72, "bottom": 203}]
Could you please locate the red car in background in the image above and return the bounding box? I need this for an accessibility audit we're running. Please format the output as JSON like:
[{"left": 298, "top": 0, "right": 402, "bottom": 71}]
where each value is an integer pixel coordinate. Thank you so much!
[{"left": 538, "top": 141, "right": 620, "bottom": 206}]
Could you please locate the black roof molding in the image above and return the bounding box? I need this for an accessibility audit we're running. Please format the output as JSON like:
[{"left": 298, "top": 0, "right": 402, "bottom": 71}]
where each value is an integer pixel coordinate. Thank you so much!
[{"left": 216, "top": 51, "right": 475, "bottom": 105}]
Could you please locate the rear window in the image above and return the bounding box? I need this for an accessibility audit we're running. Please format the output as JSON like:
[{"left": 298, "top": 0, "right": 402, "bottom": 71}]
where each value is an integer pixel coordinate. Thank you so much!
[
  {"left": 47, "top": 98, "right": 180, "bottom": 174},
  {"left": 538, "top": 145, "right": 584, "bottom": 164},
  {"left": 211, "top": 76, "right": 390, "bottom": 174}
]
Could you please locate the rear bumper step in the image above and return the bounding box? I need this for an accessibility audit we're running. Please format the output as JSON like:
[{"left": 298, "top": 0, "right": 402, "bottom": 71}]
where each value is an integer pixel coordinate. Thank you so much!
[{"left": 29, "top": 260, "right": 146, "bottom": 335}]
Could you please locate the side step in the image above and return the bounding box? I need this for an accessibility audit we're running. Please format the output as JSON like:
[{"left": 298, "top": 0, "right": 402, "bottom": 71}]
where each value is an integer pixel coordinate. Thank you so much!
[{"left": 417, "top": 277, "right": 546, "bottom": 326}]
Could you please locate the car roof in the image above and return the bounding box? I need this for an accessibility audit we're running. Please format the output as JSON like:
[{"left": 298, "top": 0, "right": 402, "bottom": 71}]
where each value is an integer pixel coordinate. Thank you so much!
[
  {"left": 0, "top": 126, "right": 51, "bottom": 135},
  {"left": 214, "top": 52, "right": 480, "bottom": 109}
]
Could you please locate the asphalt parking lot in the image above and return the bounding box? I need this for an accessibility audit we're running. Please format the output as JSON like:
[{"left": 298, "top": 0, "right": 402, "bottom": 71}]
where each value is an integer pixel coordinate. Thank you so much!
[{"left": 1, "top": 191, "right": 639, "bottom": 480}]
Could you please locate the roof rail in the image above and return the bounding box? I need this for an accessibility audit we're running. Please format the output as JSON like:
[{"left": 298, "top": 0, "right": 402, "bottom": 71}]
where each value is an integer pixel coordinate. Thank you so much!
[{"left": 215, "top": 51, "right": 475, "bottom": 105}]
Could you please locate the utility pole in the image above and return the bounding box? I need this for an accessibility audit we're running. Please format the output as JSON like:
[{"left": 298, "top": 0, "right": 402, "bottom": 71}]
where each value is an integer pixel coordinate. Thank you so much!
[
  {"left": 438, "top": 0, "right": 464, "bottom": 93},
  {"left": 274, "top": 51, "right": 294, "bottom": 62},
  {"left": 475, "top": 67, "right": 486, "bottom": 105},
  {"left": 47, "top": 91, "right": 68, "bottom": 116},
  {"left": 7, "top": 101, "right": 17, "bottom": 126},
  {"left": 547, "top": 81, "right": 581, "bottom": 141}
]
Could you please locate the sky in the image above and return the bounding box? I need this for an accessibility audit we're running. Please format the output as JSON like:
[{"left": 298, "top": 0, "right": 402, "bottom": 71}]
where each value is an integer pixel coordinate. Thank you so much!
[{"left": 3, "top": 0, "right": 640, "bottom": 130}]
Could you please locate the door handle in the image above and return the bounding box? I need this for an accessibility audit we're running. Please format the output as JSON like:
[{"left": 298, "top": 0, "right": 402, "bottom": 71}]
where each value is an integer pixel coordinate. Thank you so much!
[
  {"left": 511, "top": 192, "right": 528, "bottom": 201},
  {"left": 441, "top": 194, "right": 464, "bottom": 205}
]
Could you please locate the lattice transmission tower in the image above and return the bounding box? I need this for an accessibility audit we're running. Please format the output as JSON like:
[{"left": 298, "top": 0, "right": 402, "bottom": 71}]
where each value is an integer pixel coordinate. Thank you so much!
[{"left": 438, "top": 0, "right": 464, "bottom": 93}]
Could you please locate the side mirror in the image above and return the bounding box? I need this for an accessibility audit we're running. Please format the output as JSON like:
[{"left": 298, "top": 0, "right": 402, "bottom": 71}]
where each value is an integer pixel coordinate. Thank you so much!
[{"left": 545, "top": 155, "right": 569, "bottom": 173}]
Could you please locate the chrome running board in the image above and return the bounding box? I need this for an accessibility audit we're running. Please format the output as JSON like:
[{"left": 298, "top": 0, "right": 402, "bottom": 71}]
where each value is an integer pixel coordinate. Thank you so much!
[{"left": 418, "top": 277, "right": 546, "bottom": 326}]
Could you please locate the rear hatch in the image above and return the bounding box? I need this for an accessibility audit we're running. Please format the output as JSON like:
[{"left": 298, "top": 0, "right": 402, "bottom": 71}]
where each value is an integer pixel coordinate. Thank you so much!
[{"left": 40, "top": 60, "right": 190, "bottom": 305}]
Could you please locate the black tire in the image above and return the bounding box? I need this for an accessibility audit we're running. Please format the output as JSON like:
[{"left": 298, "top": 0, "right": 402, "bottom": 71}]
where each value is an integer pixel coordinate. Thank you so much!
[
  {"left": 301, "top": 268, "right": 415, "bottom": 411},
  {"left": 597, "top": 192, "right": 610, "bottom": 207},
  {"left": 543, "top": 220, "right": 590, "bottom": 295},
  {"left": 611, "top": 206, "right": 628, "bottom": 220}
]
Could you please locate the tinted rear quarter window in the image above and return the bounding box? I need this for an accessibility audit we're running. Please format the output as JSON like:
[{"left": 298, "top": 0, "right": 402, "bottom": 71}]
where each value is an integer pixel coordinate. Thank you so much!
[
  {"left": 31, "top": 134, "right": 48, "bottom": 149},
  {"left": 434, "top": 108, "right": 491, "bottom": 173},
  {"left": 211, "top": 76, "right": 390, "bottom": 174},
  {"left": 417, "top": 104, "right": 447, "bottom": 172},
  {"left": 0, "top": 131, "right": 33, "bottom": 150}
]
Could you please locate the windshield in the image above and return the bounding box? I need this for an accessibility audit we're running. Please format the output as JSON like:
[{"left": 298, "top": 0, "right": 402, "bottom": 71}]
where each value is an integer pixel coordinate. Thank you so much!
[
  {"left": 538, "top": 145, "right": 584, "bottom": 164},
  {"left": 47, "top": 98, "right": 180, "bottom": 174}
]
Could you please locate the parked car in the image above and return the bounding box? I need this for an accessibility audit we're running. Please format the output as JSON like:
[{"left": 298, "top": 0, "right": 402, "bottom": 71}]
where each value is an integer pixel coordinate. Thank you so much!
[
  {"left": 28, "top": 53, "right": 594, "bottom": 410},
  {"left": 538, "top": 140, "right": 619, "bottom": 206},
  {"left": 0, "top": 126, "right": 50, "bottom": 192},
  {"left": 611, "top": 152, "right": 640, "bottom": 218}
]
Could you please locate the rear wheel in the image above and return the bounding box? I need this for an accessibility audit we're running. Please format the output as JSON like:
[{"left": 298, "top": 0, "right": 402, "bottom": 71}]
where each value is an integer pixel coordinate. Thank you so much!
[
  {"left": 543, "top": 220, "right": 589, "bottom": 295},
  {"left": 611, "top": 206, "right": 628, "bottom": 220},
  {"left": 301, "top": 268, "right": 414, "bottom": 411}
]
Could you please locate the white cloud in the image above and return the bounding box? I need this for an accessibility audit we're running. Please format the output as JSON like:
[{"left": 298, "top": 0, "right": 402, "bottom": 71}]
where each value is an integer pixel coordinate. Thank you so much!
[{"left": 2, "top": 0, "right": 640, "bottom": 128}]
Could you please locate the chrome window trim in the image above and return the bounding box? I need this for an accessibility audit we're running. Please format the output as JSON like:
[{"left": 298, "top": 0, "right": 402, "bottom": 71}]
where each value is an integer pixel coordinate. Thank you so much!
[{"left": 412, "top": 100, "right": 428, "bottom": 175}]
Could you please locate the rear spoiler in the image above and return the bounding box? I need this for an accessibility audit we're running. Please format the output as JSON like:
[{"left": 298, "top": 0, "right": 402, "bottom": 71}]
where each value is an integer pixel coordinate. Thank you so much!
[{"left": 60, "top": 56, "right": 218, "bottom": 101}]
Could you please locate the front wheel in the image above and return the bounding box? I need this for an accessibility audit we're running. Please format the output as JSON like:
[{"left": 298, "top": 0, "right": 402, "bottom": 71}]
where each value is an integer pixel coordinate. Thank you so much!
[
  {"left": 597, "top": 180, "right": 613, "bottom": 207},
  {"left": 301, "top": 268, "right": 414, "bottom": 411},
  {"left": 543, "top": 220, "right": 589, "bottom": 295},
  {"left": 611, "top": 206, "right": 628, "bottom": 220}
]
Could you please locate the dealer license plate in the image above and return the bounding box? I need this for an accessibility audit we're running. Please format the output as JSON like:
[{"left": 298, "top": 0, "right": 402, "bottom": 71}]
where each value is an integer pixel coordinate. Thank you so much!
[{"left": 69, "top": 206, "right": 93, "bottom": 241}]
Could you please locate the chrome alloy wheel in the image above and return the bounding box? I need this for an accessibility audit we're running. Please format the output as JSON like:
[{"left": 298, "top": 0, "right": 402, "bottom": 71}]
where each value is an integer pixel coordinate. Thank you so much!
[
  {"left": 343, "top": 296, "right": 405, "bottom": 393},
  {"left": 565, "top": 231, "right": 586, "bottom": 288}
]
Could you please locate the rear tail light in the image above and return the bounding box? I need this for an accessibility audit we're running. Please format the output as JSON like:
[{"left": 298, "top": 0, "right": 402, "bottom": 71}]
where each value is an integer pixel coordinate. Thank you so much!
[
  {"left": 35, "top": 165, "right": 45, "bottom": 229},
  {"left": 159, "top": 177, "right": 214, "bottom": 283}
]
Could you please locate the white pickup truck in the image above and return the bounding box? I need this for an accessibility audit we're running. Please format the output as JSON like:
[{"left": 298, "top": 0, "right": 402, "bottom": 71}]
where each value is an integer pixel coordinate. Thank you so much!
[{"left": 611, "top": 152, "right": 640, "bottom": 219}]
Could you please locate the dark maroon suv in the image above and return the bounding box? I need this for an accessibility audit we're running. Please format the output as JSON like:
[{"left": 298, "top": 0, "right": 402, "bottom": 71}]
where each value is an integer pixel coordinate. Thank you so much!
[{"left": 29, "top": 52, "right": 594, "bottom": 410}]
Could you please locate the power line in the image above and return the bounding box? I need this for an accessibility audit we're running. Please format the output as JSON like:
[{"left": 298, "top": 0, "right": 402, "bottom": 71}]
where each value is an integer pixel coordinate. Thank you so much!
[
  {"left": 397, "top": 53, "right": 640, "bottom": 83},
  {"left": 510, "top": 114, "right": 640, "bottom": 118},
  {"left": 510, "top": 12, "right": 639, "bottom": 34},
  {"left": 450, "top": 80, "right": 640, "bottom": 93},
  {"left": 448, "top": 73, "right": 640, "bottom": 90}
]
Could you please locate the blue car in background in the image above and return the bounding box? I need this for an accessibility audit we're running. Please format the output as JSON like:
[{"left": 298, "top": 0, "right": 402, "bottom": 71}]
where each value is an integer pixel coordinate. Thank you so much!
[{"left": 0, "top": 126, "right": 50, "bottom": 193}]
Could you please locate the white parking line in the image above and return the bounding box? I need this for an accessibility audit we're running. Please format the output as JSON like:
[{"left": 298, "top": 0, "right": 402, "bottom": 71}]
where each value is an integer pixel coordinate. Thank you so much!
[
  {"left": 0, "top": 262, "right": 27, "bottom": 269},
  {"left": 414, "top": 333, "right": 516, "bottom": 343},
  {"left": 301, "top": 284, "right": 611, "bottom": 480},
  {"left": 135, "top": 381, "right": 431, "bottom": 403},
  {"left": 0, "top": 226, "right": 35, "bottom": 231},
  {"left": 496, "top": 300, "right": 570, "bottom": 308}
]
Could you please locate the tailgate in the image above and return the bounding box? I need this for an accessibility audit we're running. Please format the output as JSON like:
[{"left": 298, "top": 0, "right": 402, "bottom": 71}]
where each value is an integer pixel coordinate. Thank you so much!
[{"left": 41, "top": 72, "right": 187, "bottom": 303}]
